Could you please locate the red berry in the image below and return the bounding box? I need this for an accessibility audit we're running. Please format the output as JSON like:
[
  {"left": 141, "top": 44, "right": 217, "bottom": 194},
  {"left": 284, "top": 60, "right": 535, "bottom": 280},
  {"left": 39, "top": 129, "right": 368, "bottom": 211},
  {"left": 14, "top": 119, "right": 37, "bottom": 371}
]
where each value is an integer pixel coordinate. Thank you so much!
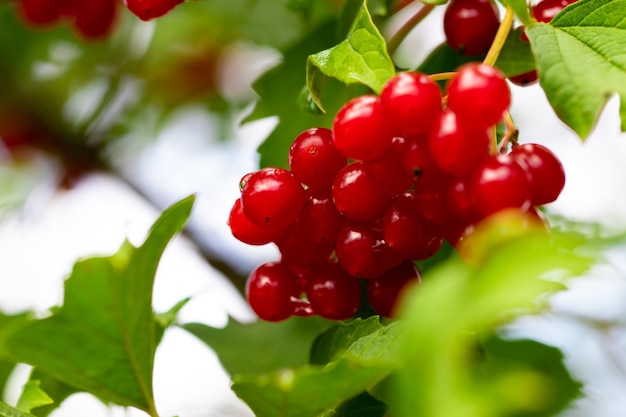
[
  {"left": 447, "top": 63, "right": 511, "bottom": 130},
  {"left": 427, "top": 109, "right": 491, "bottom": 176},
  {"left": 470, "top": 154, "right": 532, "bottom": 217},
  {"left": 332, "top": 161, "right": 390, "bottom": 222},
  {"left": 532, "top": 0, "right": 578, "bottom": 23},
  {"left": 336, "top": 222, "right": 402, "bottom": 279},
  {"left": 304, "top": 263, "right": 362, "bottom": 321},
  {"left": 509, "top": 70, "right": 539, "bottom": 86},
  {"left": 228, "top": 198, "right": 287, "bottom": 245},
  {"left": 126, "top": 0, "right": 184, "bottom": 21},
  {"left": 16, "top": 0, "right": 63, "bottom": 26},
  {"left": 363, "top": 136, "right": 415, "bottom": 197},
  {"left": 510, "top": 143, "right": 565, "bottom": 205},
  {"left": 275, "top": 223, "right": 335, "bottom": 276},
  {"left": 381, "top": 192, "right": 443, "bottom": 260},
  {"left": 74, "top": 0, "right": 117, "bottom": 39},
  {"left": 443, "top": 0, "right": 500, "bottom": 56},
  {"left": 288, "top": 128, "right": 347, "bottom": 190},
  {"left": 366, "top": 261, "right": 421, "bottom": 317},
  {"left": 240, "top": 167, "right": 305, "bottom": 229},
  {"left": 246, "top": 261, "right": 299, "bottom": 322},
  {"left": 298, "top": 189, "right": 345, "bottom": 244},
  {"left": 332, "top": 95, "right": 392, "bottom": 161},
  {"left": 380, "top": 72, "right": 442, "bottom": 136}
]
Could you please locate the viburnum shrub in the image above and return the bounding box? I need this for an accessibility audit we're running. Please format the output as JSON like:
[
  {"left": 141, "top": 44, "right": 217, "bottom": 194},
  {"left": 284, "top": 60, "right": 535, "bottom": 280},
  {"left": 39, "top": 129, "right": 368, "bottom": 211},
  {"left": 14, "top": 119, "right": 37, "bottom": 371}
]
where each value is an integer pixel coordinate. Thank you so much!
[
  {"left": 2, "top": 0, "right": 625, "bottom": 416},
  {"left": 229, "top": 61, "right": 567, "bottom": 321}
]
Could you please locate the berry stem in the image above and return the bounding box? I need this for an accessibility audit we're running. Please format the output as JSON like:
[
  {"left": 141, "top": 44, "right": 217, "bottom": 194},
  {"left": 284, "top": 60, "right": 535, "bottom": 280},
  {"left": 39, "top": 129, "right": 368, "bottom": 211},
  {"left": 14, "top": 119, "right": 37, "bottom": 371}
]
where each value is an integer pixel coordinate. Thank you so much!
[
  {"left": 428, "top": 71, "right": 458, "bottom": 82},
  {"left": 499, "top": 111, "right": 519, "bottom": 152},
  {"left": 482, "top": 5, "right": 515, "bottom": 67},
  {"left": 387, "top": 3, "right": 436, "bottom": 56}
]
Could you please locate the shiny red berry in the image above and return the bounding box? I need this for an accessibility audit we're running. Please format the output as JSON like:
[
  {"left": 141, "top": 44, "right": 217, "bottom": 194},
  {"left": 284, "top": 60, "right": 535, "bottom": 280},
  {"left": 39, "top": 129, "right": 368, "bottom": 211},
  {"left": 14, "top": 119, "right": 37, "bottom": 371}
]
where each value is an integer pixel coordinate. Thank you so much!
[
  {"left": 126, "top": 0, "right": 184, "bottom": 21},
  {"left": 246, "top": 261, "right": 299, "bottom": 322},
  {"left": 366, "top": 261, "right": 421, "bottom": 318},
  {"left": 289, "top": 128, "right": 347, "bottom": 190},
  {"left": 304, "top": 263, "right": 362, "bottom": 321},
  {"left": 332, "top": 162, "right": 390, "bottom": 222},
  {"left": 443, "top": 0, "right": 500, "bottom": 55},
  {"left": 510, "top": 143, "right": 565, "bottom": 205}
]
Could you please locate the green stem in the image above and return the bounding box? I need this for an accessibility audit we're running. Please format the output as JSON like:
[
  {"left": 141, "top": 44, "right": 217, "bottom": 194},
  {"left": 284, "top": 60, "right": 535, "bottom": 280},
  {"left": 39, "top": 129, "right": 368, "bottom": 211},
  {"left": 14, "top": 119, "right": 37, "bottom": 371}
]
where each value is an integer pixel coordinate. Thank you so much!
[
  {"left": 387, "top": 4, "right": 436, "bottom": 57},
  {"left": 483, "top": 5, "right": 515, "bottom": 67}
]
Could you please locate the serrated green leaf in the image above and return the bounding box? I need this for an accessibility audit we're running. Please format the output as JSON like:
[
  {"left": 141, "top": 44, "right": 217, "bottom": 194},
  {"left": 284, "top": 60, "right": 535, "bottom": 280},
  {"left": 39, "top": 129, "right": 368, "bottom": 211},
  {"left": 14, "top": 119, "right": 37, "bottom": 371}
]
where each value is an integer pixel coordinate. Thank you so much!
[
  {"left": 16, "top": 381, "right": 53, "bottom": 413},
  {"left": 306, "top": 1, "right": 395, "bottom": 112},
  {"left": 527, "top": 0, "right": 626, "bottom": 138},
  {"left": 232, "top": 359, "right": 392, "bottom": 417},
  {"left": 231, "top": 318, "right": 402, "bottom": 417},
  {"left": 183, "top": 316, "right": 333, "bottom": 376},
  {"left": 310, "top": 317, "right": 383, "bottom": 365},
  {"left": 0, "top": 403, "right": 36, "bottom": 417},
  {"left": 389, "top": 226, "right": 596, "bottom": 417},
  {"left": 5, "top": 196, "right": 195, "bottom": 415}
]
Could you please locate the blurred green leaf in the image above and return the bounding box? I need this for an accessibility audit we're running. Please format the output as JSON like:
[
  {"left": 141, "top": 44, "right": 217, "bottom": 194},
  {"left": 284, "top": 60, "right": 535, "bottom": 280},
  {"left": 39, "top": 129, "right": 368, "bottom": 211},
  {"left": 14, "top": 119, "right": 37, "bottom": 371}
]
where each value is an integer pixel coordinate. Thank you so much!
[
  {"left": 499, "top": 0, "right": 533, "bottom": 26},
  {"left": 320, "top": 391, "right": 388, "bottom": 417},
  {"left": 183, "top": 316, "right": 333, "bottom": 376},
  {"left": 5, "top": 196, "right": 195, "bottom": 415},
  {"left": 0, "top": 403, "right": 36, "bottom": 417},
  {"left": 22, "top": 370, "right": 77, "bottom": 417},
  {"left": 16, "top": 381, "right": 53, "bottom": 413},
  {"left": 307, "top": 1, "right": 394, "bottom": 112},
  {"left": 389, "top": 226, "right": 596, "bottom": 417},
  {"left": 527, "top": 0, "right": 626, "bottom": 138},
  {"left": 494, "top": 27, "right": 536, "bottom": 77}
]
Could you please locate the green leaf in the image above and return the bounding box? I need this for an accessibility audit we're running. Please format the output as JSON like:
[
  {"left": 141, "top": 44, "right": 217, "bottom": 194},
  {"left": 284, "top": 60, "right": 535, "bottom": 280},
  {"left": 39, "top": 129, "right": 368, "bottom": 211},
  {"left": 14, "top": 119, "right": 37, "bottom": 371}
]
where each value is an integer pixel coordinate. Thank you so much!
[
  {"left": 389, "top": 225, "right": 596, "bottom": 417},
  {"left": 232, "top": 319, "right": 402, "bottom": 417},
  {"left": 310, "top": 317, "right": 383, "bottom": 365},
  {"left": 232, "top": 358, "right": 392, "bottom": 417},
  {"left": 16, "top": 381, "right": 53, "bottom": 413},
  {"left": 527, "top": 0, "right": 626, "bottom": 138},
  {"left": 320, "top": 391, "right": 388, "bottom": 417},
  {"left": 476, "top": 336, "right": 582, "bottom": 417},
  {"left": 0, "top": 403, "right": 36, "bottom": 417},
  {"left": 500, "top": 0, "right": 533, "bottom": 27},
  {"left": 494, "top": 27, "right": 536, "bottom": 77},
  {"left": 23, "top": 370, "right": 77, "bottom": 417},
  {"left": 5, "top": 196, "right": 195, "bottom": 416},
  {"left": 306, "top": 1, "right": 395, "bottom": 112},
  {"left": 182, "top": 316, "right": 333, "bottom": 376}
]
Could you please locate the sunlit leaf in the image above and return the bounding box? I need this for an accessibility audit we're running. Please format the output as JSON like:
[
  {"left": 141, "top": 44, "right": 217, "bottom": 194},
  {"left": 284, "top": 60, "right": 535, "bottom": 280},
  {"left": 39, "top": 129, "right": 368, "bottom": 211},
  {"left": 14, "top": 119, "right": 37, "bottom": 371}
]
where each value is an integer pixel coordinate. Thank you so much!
[
  {"left": 306, "top": 1, "right": 395, "bottom": 112},
  {"left": 527, "top": 0, "right": 626, "bottom": 138},
  {"left": 5, "top": 196, "right": 195, "bottom": 415},
  {"left": 183, "top": 316, "right": 333, "bottom": 376},
  {"left": 16, "top": 381, "right": 53, "bottom": 413}
]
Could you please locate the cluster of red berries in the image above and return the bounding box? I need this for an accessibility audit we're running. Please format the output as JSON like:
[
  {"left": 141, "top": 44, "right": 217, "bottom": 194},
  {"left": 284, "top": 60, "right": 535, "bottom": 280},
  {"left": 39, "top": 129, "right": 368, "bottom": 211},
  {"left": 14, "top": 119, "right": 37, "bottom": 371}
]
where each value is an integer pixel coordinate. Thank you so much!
[
  {"left": 229, "top": 62, "right": 565, "bottom": 322},
  {"left": 14, "top": 0, "right": 118, "bottom": 39},
  {"left": 444, "top": 0, "right": 578, "bottom": 85},
  {"left": 13, "top": 0, "right": 184, "bottom": 39}
]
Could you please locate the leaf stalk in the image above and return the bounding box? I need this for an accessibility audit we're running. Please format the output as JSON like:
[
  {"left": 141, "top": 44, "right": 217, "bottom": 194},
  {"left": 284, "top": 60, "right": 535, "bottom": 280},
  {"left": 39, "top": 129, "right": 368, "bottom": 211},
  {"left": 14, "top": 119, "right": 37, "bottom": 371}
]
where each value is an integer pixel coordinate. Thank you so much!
[{"left": 483, "top": 5, "right": 515, "bottom": 67}]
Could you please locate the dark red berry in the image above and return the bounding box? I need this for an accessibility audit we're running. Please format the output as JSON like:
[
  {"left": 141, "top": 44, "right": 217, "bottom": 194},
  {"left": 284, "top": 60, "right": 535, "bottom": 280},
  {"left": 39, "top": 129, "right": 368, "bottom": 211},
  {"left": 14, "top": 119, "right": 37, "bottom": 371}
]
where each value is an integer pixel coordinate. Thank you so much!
[
  {"left": 298, "top": 189, "right": 345, "bottom": 244},
  {"left": 381, "top": 192, "right": 443, "bottom": 260},
  {"left": 246, "top": 261, "right": 299, "bottom": 322},
  {"left": 126, "top": 0, "right": 184, "bottom": 21},
  {"left": 288, "top": 128, "right": 347, "bottom": 190},
  {"left": 336, "top": 222, "right": 402, "bottom": 279},
  {"left": 275, "top": 223, "right": 335, "bottom": 276},
  {"left": 332, "top": 95, "right": 392, "bottom": 161},
  {"left": 532, "top": 0, "right": 578, "bottom": 23},
  {"left": 509, "top": 70, "right": 539, "bottom": 86},
  {"left": 363, "top": 136, "right": 415, "bottom": 197},
  {"left": 304, "top": 263, "right": 362, "bottom": 320},
  {"left": 443, "top": 0, "right": 500, "bottom": 55},
  {"left": 380, "top": 72, "right": 442, "bottom": 136},
  {"left": 366, "top": 261, "right": 421, "bottom": 317},
  {"left": 240, "top": 167, "right": 305, "bottom": 229},
  {"left": 228, "top": 198, "right": 287, "bottom": 245},
  {"left": 332, "top": 161, "right": 390, "bottom": 222},
  {"left": 447, "top": 63, "right": 511, "bottom": 130},
  {"left": 470, "top": 154, "right": 532, "bottom": 217},
  {"left": 510, "top": 143, "right": 565, "bottom": 205},
  {"left": 16, "top": 0, "right": 63, "bottom": 26},
  {"left": 74, "top": 0, "right": 117, "bottom": 39}
]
